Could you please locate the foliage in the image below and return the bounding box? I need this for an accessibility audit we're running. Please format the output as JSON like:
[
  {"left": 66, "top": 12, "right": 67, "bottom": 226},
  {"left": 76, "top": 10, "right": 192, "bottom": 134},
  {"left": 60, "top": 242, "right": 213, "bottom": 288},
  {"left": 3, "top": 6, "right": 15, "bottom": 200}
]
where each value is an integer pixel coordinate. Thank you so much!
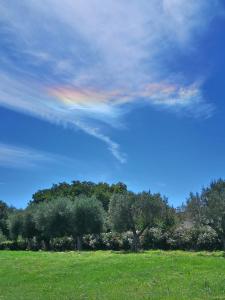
[
  {"left": 30, "top": 181, "right": 127, "bottom": 210},
  {"left": 33, "top": 197, "right": 71, "bottom": 241},
  {"left": 0, "top": 229, "right": 7, "bottom": 243},
  {"left": 69, "top": 196, "right": 105, "bottom": 250},
  {"left": 186, "top": 179, "right": 225, "bottom": 249},
  {"left": 0, "top": 200, "right": 11, "bottom": 237},
  {"left": 1, "top": 178, "right": 225, "bottom": 252},
  {"left": 0, "top": 239, "right": 27, "bottom": 250},
  {"left": 7, "top": 211, "right": 24, "bottom": 241},
  {"left": 109, "top": 192, "right": 167, "bottom": 251},
  {"left": 196, "top": 226, "right": 219, "bottom": 251},
  {"left": 49, "top": 237, "right": 74, "bottom": 251}
]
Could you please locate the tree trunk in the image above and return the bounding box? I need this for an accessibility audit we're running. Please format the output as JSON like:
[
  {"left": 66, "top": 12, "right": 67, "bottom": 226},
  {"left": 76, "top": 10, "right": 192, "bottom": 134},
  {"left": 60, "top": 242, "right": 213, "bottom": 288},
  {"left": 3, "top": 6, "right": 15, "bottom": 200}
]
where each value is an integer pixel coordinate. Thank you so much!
[
  {"left": 43, "top": 239, "right": 50, "bottom": 250},
  {"left": 222, "top": 236, "right": 225, "bottom": 251},
  {"left": 131, "top": 225, "right": 149, "bottom": 252},
  {"left": 132, "top": 231, "right": 140, "bottom": 252},
  {"left": 77, "top": 235, "right": 82, "bottom": 251}
]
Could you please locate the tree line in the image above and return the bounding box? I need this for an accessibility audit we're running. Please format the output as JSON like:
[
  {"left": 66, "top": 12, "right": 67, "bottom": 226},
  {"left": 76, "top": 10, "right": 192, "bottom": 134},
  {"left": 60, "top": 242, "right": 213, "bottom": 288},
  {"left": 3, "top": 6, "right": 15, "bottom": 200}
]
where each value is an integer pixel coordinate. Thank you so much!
[{"left": 0, "top": 179, "right": 225, "bottom": 252}]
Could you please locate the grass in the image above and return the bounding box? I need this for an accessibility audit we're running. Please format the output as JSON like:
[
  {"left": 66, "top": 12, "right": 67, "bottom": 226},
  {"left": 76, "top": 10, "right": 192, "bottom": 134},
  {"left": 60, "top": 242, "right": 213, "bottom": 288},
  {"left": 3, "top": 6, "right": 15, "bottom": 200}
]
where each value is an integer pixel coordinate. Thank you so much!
[{"left": 0, "top": 250, "right": 225, "bottom": 300}]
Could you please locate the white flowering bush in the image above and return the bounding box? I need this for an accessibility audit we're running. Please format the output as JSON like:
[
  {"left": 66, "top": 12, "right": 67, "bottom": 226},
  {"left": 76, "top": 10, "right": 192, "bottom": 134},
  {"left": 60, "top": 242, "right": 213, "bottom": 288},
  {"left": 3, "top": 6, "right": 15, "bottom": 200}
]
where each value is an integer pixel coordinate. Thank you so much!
[{"left": 196, "top": 226, "right": 219, "bottom": 250}]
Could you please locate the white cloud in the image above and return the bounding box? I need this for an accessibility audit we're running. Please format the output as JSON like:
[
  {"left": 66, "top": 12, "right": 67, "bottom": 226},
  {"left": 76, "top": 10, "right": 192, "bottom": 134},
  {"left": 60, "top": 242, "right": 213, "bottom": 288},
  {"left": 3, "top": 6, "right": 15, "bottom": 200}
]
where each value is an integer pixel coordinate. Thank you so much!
[
  {"left": 0, "top": 73, "right": 126, "bottom": 163},
  {"left": 0, "top": 143, "right": 54, "bottom": 168},
  {"left": 0, "top": 0, "right": 222, "bottom": 162},
  {"left": 0, "top": 142, "right": 80, "bottom": 169}
]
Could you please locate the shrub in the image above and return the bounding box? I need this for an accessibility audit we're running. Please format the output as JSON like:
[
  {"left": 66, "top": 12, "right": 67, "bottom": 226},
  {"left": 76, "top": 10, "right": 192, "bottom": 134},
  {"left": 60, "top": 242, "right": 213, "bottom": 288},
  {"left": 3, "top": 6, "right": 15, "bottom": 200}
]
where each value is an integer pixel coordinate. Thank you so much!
[
  {"left": 0, "top": 239, "right": 27, "bottom": 250},
  {"left": 196, "top": 226, "right": 219, "bottom": 250},
  {"left": 82, "top": 234, "right": 105, "bottom": 250},
  {"left": 168, "top": 227, "right": 193, "bottom": 250},
  {"left": 26, "top": 237, "right": 42, "bottom": 251},
  {"left": 141, "top": 228, "right": 167, "bottom": 250},
  {"left": 0, "top": 230, "right": 7, "bottom": 243},
  {"left": 49, "top": 237, "right": 74, "bottom": 251},
  {"left": 82, "top": 232, "right": 133, "bottom": 251}
]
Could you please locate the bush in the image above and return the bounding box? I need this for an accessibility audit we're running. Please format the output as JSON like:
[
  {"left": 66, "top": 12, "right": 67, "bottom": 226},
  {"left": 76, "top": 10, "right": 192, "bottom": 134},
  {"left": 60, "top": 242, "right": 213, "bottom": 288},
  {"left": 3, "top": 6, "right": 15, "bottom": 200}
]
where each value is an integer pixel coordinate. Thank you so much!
[
  {"left": 82, "top": 232, "right": 133, "bottom": 251},
  {"left": 0, "top": 239, "right": 27, "bottom": 250},
  {"left": 0, "top": 230, "right": 7, "bottom": 243},
  {"left": 102, "top": 232, "right": 123, "bottom": 250},
  {"left": 141, "top": 228, "right": 168, "bottom": 250},
  {"left": 0, "top": 226, "right": 221, "bottom": 252},
  {"left": 82, "top": 234, "right": 105, "bottom": 250},
  {"left": 196, "top": 226, "right": 219, "bottom": 250},
  {"left": 26, "top": 237, "right": 42, "bottom": 251},
  {"left": 49, "top": 237, "right": 74, "bottom": 251},
  {"left": 168, "top": 227, "right": 193, "bottom": 250}
]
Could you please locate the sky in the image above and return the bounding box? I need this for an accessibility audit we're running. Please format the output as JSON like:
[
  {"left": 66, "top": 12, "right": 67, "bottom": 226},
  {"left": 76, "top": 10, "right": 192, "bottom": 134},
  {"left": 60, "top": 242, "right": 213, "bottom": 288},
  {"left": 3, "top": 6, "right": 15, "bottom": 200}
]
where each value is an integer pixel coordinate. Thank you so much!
[{"left": 0, "top": 0, "right": 225, "bottom": 208}]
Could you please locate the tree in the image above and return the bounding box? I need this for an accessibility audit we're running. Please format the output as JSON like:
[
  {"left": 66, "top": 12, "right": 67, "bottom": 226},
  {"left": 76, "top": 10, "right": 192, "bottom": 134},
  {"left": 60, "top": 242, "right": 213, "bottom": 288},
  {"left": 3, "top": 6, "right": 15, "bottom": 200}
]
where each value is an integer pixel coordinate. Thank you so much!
[
  {"left": 109, "top": 192, "right": 165, "bottom": 251},
  {"left": 30, "top": 180, "right": 127, "bottom": 211},
  {"left": 0, "top": 200, "right": 10, "bottom": 237},
  {"left": 21, "top": 209, "right": 37, "bottom": 240},
  {"left": 33, "top": 197, "right": 71, "bottom": 247},
  {"left": 69, "top": 196, "right": 104, "bottom": 250},
  {"left": 185, "top": 179, "right": 225, "bottom": 249},
  {"left": 201, "top": 179, "right": 225, "bottom": 248},
  {"left": 185, "top": 192, "right": 206, "bottom": 226},
  {"left": 8, "top": 211, "right": 23, "bottom": 241}
]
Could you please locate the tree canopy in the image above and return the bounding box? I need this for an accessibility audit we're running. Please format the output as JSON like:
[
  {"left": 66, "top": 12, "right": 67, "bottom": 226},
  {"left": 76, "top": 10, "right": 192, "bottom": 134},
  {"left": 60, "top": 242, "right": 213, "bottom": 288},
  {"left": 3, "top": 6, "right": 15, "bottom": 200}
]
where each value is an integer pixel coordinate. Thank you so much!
[
  {"left": 1, "top": 179, "right": 225, "bottom": 251},
  {"left": 109, "top": 192, "right": 168, "bottom": 251}
]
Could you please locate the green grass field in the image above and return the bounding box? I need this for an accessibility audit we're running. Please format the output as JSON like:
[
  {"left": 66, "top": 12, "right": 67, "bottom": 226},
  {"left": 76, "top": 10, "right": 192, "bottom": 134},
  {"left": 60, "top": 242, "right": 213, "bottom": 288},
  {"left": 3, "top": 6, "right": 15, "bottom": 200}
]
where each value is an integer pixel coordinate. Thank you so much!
[{"left": 0, "top": 251, "right": 225, "bottom": 300}]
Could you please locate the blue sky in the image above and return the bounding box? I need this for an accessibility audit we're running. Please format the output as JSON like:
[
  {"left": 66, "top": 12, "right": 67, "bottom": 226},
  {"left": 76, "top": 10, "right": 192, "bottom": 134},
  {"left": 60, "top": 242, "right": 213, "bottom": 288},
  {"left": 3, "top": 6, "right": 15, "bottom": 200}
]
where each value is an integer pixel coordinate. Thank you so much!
[{"left": 0, "top": 0, "right": 225, "bottom": 208}]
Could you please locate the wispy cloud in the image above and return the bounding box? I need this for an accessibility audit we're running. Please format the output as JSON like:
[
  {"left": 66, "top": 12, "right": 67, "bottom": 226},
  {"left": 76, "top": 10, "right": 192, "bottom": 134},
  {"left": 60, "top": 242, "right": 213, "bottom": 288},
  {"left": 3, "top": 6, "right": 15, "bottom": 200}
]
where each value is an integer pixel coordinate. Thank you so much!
[
  {"left": 0, "top": 143, "right": 54, "bottom": 168},
  {"left": 0, "top": 142, "right": 79, "bottom": 169},
  {"left": 0, "top": 0, "right": 222, "bottom": 162}
]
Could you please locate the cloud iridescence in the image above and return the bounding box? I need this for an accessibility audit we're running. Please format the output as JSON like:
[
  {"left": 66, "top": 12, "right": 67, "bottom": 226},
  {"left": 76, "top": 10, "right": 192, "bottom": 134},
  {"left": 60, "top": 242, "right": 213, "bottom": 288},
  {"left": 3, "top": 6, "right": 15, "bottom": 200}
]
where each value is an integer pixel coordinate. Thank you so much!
[{"left": 0, "top": 0, "right": 221, "bottom": 161}]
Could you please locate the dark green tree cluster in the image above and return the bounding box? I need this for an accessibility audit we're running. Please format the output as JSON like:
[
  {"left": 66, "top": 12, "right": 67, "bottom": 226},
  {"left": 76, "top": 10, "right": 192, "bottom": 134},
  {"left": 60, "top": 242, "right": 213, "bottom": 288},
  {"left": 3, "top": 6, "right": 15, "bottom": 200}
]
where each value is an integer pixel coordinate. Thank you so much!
[{"left": 31, "top": 181, "right": 127, "bottom": 210}]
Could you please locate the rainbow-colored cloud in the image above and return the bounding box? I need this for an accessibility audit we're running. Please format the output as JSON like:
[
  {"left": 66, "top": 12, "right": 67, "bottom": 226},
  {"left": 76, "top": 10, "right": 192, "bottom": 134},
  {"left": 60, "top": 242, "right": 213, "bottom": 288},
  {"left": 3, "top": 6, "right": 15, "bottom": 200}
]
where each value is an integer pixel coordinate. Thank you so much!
[{"left": 48, "top": 82, "right": 203, "bottom": 110}]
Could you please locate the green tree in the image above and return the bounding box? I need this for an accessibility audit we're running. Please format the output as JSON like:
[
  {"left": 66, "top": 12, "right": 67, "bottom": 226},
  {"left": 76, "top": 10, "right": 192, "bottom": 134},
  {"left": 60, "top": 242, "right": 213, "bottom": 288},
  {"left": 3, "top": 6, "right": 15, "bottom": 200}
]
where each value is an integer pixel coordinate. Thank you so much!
[
  {"left": 8, "top": 211, "right": 23, "bottom": 241},
  {"left": 33, "top": 197, "right": 71, "bottom": 247},
  {"left": 0, "top": 200, "right": 10, "bottom": 237},
  {"left": 185, "top": 179, "right": 225, "bottom": 249},
  {"left": 109, "top": 192, "right": 165, "bottom": 251},
  {"left": 202, "top": 179, "right": 225, "bottom": 248},
  {"left": 69, "top": 196, "right": 104, "bottom": 250},
  {"left": 30, "top": 180, "right": 127, "bottom": 211},
  {"left": 21, "top": 209, "right": 37, "bottom": 240},
  {"left": 185, "top": 192, "right": 205, "bottom": 226}
]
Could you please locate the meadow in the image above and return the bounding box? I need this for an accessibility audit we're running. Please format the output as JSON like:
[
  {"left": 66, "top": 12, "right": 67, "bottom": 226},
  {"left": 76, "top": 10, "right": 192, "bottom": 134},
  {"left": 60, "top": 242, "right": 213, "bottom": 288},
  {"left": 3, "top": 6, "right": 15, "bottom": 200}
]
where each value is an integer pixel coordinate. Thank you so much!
[{"left": 0, "top": 250, "right": 225, "bottom": 300}]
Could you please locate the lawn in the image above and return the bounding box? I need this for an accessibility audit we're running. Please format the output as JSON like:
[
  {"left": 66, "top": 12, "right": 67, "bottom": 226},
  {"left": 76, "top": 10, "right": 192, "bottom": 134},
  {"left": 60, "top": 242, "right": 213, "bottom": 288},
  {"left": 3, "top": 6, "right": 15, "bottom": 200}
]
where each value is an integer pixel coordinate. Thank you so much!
[{"left": 0, "top": 250, "right": 225, "bottom": 300}]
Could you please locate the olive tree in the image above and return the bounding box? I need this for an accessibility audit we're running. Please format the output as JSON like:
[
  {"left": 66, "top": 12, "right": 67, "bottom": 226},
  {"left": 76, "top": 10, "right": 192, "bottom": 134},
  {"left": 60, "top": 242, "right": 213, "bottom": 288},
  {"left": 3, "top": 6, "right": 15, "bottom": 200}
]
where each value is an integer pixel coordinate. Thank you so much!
[
  {"left": 109, "top": 192, "right": 165, "bottom": 251},
  {"left": 21, "top": 209, "right": 37, "bottom": 241},
  {"left": 185, "top": 179, "right": 225, "bottom": 249},
  {"left": 69, "top": 196, "right": 104, "bottom": 250},
  {"left": 8, "top": 211, "right": 23, "bottom": 241},
  {"left": 33, "top": 197, "right": 71, "bottom": 247},
  {"left": 0, "top": 200, "right": 10, "bottom": 237}
]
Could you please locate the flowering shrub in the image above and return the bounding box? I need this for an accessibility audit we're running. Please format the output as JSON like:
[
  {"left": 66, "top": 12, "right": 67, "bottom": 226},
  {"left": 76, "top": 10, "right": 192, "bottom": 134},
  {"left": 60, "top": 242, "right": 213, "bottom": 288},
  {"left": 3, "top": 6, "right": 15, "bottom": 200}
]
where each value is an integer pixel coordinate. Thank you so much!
[
  {"left": 50, "top": 237, "right": 74, "bottom": 251},
  {"left": 196, "top": 226, "right": 219, "bottom": 250},
  {"left": 0, "top": 226, "right": 222, "bottom": 251}
]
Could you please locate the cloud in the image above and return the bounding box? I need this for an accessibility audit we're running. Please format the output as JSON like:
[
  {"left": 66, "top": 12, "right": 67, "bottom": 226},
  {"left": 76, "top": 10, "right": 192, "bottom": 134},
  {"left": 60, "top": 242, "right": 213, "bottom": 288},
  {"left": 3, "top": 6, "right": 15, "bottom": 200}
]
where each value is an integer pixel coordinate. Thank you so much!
[
  {"left": 49, "top": 81, "right": 214, "bottom": 118},
  {"left": 0, "top": 142, "right": 80, "bottom": 169},
  {"left": 0, "top": 73, "right": 126, "bottom": 163},
  {"left": 0, "top": 143, "right": 55, "bottom": 168},
  {"left": 0, "top": 0, "right": 222, "bottom": 161}
]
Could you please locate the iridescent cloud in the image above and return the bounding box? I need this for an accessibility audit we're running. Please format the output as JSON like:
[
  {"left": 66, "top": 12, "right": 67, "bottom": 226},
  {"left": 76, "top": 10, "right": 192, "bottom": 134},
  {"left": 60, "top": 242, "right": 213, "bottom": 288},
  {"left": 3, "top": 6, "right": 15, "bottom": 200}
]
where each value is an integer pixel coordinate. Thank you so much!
[
  {"left": 0, "top": 0, "right": 221, "bottom": 162},
  {"left": 48, "top": 81, "right": 213, "bottom": 118}
]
